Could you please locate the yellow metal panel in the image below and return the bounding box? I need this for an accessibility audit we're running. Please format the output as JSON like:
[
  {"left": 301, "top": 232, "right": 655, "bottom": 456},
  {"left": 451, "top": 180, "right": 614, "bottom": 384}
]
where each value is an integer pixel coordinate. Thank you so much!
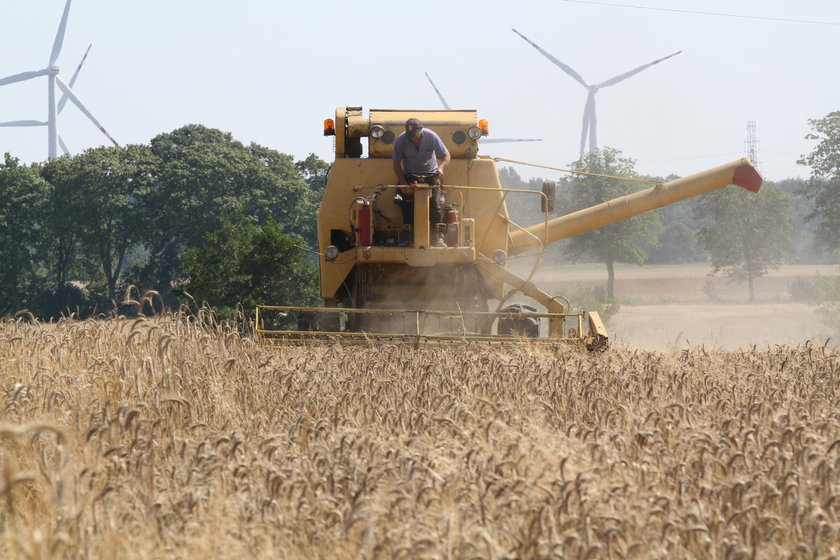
[
  {"left": 317, "top": 157, "right": 509, "bottom": 300},
  {"left": 333, "top": 107, "right": 346, "bottom": 158},
  {"left": 413, "top": 187, "right": 431, "bottom": 248},
  {"left": 368, "top": 109, "right": 480, "bottom": 159},
  {"left": 355, "top": 246, "right": 476, "bottom": 266}
]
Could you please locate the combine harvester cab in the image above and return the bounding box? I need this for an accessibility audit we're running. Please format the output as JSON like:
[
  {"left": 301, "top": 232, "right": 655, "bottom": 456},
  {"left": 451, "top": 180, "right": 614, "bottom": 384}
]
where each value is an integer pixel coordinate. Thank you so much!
[{"left": 256, "top": 106, "right": 763, "bottom": 348}]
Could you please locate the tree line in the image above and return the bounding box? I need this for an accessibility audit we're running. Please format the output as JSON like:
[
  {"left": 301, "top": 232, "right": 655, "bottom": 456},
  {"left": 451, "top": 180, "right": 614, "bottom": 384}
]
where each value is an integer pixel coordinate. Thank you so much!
[
  {"left": 3, "top": 112, "right": 838, "bottom": 319},
  {"left": 0, "top": 124, "right": 328, "bottom": 319}
]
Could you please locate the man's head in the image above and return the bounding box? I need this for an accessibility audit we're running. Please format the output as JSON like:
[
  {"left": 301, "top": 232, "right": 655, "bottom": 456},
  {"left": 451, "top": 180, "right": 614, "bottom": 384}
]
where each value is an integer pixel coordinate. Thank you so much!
[{"left": 405, "top": 118, "right": 423, "bottom": 138}]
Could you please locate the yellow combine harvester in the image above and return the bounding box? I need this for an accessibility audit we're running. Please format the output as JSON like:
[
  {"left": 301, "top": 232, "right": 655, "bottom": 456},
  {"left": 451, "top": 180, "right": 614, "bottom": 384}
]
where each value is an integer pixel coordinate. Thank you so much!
[{"left": 256, "top": 107, "right": 763, "bottom": 348}]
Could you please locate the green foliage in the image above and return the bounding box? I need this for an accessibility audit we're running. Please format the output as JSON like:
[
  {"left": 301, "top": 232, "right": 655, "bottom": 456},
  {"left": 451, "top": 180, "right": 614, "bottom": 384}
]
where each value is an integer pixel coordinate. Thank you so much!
[
  {"left": 498, "top": 166, "right": 553, "bottom": 229},
  {"left": 180, "top": 217, "right": 319, "bottom": 318},
  {"left": 797, "top": 111, "right": 840, "bottom": 252},
  {"left": 32, "top": 281, "right": 109, "bottom": 320},
  {"left": 559, "top": 148, "right": 662, "bottom": 299},
  {"left": 38, "top": 156, "right": 101, "bottom": 313},
  {"left": 0, "top": 154, "right": 50, "bottom": 314},
  {"left": 778, "top": 178, "right": 832, "bottom": 263},
  {"left": 39, "top": 147, "right": 157, "bottom": 314},
  {"left": 296, "top": 152, "right": 330, "bottom": 201},
  {"left": 63, "top": 145, "right": 157, "bottom": 304},
  {"left": 643, "top": 200, "right": 705, "bottom": 264},
  {"left": 1, "top": 124, "right": 328, "bottom": 319},
  {"left": 139, "top": 125, "right": 318, "bottom": 298},
  {"left": 694, "top": 181, "right": 793, "bottom": 302}
]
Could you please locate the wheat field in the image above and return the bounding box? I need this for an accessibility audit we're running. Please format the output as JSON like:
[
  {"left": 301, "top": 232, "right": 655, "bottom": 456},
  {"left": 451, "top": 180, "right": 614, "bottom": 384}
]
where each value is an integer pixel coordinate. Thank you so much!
[{"left": 1, "top": 313, "right": 839, "bottom": 559}]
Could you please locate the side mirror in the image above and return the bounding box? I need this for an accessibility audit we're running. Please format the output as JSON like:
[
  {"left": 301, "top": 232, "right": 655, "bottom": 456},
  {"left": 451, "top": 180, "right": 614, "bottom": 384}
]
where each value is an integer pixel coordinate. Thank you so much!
[{"left": 541, "top": 181, "right": 555, "bottom": 213}]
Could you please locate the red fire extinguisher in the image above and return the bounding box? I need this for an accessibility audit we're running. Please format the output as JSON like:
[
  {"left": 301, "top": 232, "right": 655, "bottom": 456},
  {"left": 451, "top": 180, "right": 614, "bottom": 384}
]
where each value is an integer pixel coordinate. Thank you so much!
[
  {"left": 351, "top": 198, "right": 372, "bottom": 246},
  {"left": 445, "top": 203, "right": 460, "bottom": 224},
  {"left": 444, "top": 203, "right": 459, "bottom": 246}
]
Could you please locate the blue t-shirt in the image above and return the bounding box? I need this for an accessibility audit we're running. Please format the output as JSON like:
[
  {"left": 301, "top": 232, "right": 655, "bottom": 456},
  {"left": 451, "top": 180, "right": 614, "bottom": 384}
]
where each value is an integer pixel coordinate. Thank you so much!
[{"left": 392, "top": 129, "right": 448, "bottom": 174}]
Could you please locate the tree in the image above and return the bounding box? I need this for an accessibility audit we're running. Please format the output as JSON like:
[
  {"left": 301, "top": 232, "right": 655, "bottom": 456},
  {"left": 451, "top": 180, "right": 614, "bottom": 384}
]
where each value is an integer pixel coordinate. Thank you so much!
[
  {"left": 560, "top": 148, "right": 662, "bottom": 299},
  {"left": 647, "top": 220, "right": 700, "bottom": 264},
  {"left": 39, "top": 156, "right": 97, "bottom": 313},
  {"left": 249, "top": 144, "right": 319, "bottom": 247},
  {"left": 296, "top": 152, "right": 330, "bottom": 201},
  {"left": 694, "top": 181, "right": 793, "bottom": 302},
  {"left": 498, "top": 166, "right": 551, "bottom": 228},
  {"left": 139, "top": 125, "right": 317, "bottom": 298},
  {"left": 778, "top": 177, "right": 832, "bottom": 264},
  {"left": 797, "top": 111, "right": 840, "bottom": 253},
  {"left": 69, "top": 145, "right": 158, "bottom": 304},
  {"left": 180, "top": 217, "right": 319, "bottom": 318},
  {"left": 643, "top": 200, "right": 705, "bottom": 264},
  {"left": 0, "top": 154, "right": 49, "bottom": 314}
]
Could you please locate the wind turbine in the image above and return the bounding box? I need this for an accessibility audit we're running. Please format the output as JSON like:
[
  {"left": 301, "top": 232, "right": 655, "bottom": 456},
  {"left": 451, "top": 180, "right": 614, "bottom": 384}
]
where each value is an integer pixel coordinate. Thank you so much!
[
  {"left": 512, "top": 28, "right": 680, "bottom": 159},
  {"left": 0, "top": 0, "right": 117, "bottom": 160},
  {"left": 424, "top": 72, "right": 541, "bottom": 144}
]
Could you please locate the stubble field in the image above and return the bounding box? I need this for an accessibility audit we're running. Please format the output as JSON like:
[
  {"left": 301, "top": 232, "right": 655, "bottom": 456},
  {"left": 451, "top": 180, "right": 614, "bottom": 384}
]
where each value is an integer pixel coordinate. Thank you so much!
[{"left": 2, "top": 312, "right": 839, "bottom": 559}]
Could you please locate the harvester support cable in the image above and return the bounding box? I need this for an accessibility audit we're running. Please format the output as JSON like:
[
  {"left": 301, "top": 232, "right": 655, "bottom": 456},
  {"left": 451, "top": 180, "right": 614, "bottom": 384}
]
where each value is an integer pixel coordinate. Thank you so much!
[{"left": 493, "top": 157, "right": 657, "bottom": 185}]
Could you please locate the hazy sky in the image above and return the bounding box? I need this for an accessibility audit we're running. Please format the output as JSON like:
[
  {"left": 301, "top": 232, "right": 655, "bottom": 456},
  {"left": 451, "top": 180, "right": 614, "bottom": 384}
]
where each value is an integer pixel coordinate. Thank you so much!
[{"left": 1, "top": 0, "right": 838, "bottom": 182}]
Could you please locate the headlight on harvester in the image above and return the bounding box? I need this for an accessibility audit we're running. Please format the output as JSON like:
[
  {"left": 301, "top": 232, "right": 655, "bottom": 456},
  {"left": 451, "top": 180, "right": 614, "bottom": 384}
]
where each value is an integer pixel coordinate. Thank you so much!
[
  {"left": 467, "top": 126, "right": 482, "bottom": 140},
  {"left": 370, "top": 124, "right": 385, "bottom": 139},
  {"left": 493, "top": 250, "right": 506, "bottom": 265},
  {"left": 325, "top": 245, "right": 339, "bottom": 261}
]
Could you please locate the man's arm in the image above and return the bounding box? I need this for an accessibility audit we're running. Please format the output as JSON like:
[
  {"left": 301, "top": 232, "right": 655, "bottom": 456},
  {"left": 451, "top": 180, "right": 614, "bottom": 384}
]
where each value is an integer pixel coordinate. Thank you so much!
[
  {"left": 392, "top": 160, "right": 407, "bottom": 185},
  {"left": 437, "top": 151, "right": 451, "bottom": 178}
]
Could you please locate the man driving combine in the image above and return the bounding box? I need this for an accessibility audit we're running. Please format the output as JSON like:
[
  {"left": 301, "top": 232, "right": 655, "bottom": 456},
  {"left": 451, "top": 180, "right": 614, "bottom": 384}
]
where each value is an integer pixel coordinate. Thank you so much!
[{"left": 392, "top": 118, "right": 451, "bottom": 247}]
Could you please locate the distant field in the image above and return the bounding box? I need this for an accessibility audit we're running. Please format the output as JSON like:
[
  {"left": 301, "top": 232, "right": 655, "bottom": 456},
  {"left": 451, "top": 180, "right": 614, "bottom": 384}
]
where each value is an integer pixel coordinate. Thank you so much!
[
  {"left": 518, "top": 263, "right": 838, "bottom": 304},
  {"left": 511, "top": 262, "right": 839, "bottom": 350}
]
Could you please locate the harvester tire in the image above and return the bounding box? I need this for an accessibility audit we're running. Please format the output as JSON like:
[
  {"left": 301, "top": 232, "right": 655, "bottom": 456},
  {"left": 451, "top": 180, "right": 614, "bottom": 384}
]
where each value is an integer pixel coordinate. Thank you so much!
[{"left": 497, "top": 304, "right": 540, "bottom": 338}]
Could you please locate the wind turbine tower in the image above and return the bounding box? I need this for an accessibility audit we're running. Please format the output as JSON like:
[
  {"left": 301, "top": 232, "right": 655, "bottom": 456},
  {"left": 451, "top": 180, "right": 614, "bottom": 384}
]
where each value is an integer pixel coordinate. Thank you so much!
[
  {"left": 512, "top": 28, "right": 681, "bottom": 160},
  {"left": 0, "top": 0, "right": 117, "bottom": 159}
]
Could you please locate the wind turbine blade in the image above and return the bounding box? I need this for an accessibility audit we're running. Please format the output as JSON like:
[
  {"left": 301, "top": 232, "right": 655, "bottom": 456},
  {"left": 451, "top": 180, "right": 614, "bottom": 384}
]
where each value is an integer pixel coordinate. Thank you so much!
[
  {"left": 49, "top": 0, "right": 73, "bottom": 67},
  {"left": 596, "top": 51, "right": 682, "bottom": 89},
  {"left": 512, "top": 28, "right": 588, "bottom": 88},
  {"left": 67, "top": 44, "right": 91, "bottom": 89},
  {"left": 424, "top": 72, "right": 451, "bottom": 110},
  {"left": 55, "top": 75, "right": 118, "bottom": 146},
  {"left": 0, "top": 120, "right": 48, "bottom": 127},
  {"left": 0, "top": 68, "right": 50, "bottom": 87},
  {"left": 59, "top": 44, "right": 92, "bottom": 113},
  {"left": 59, "top": 135, "right": 70, "bottom": 155}
]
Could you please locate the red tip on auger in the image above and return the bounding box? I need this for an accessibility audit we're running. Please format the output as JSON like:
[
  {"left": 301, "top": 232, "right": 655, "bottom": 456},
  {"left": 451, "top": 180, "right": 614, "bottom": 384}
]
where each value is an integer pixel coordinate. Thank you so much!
[{"left": 733, "top": 164, "right": 763, "bottom": 193}]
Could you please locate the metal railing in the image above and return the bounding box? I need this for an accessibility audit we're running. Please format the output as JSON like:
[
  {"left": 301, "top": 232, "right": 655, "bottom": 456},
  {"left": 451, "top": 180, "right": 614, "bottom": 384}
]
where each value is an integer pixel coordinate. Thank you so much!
[{"left": 255, "top": 305, "right": 587, "bottom": 345}]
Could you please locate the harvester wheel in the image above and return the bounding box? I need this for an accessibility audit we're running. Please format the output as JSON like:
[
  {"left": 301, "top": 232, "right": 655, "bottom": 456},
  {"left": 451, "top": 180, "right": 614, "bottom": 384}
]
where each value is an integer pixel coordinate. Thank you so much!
[{"left": 497, "top": 304, "right": 540, "bottom": 338}]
